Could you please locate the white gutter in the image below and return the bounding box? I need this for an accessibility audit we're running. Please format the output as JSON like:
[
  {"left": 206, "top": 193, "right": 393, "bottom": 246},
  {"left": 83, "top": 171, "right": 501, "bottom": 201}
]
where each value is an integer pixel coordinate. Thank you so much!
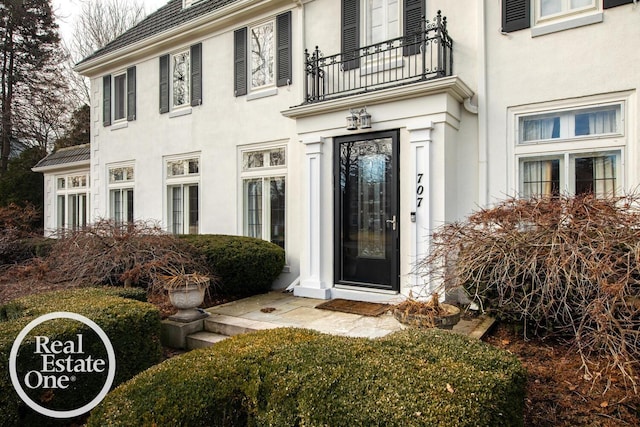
[{"left": 477, "top": 0, "right": 489, "bottom": 207}]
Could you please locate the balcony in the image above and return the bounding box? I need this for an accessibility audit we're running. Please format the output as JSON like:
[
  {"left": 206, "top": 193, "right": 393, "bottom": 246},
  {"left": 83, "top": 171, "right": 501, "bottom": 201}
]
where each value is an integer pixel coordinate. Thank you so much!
[{"left": 303, "top": 11, "right": 453, "bottom": 105}]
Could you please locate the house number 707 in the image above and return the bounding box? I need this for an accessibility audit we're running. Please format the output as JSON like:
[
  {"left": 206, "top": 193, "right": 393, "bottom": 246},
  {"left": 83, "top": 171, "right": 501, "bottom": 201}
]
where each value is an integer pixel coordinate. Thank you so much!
[{"left": 416, "top": 173, "right": 424, "bottom": 208}]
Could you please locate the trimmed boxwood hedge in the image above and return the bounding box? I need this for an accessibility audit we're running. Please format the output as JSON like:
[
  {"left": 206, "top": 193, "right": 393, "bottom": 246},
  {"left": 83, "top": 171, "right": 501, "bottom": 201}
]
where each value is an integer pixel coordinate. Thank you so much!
[
  {"left": 180, "top": 234, "right": 285, "bottom": 296},
  {"left": 88, "top": 328, "right": 526, "bottom": 427},
  {"left": 0, "top": 288, "right": 161, "bottom": 426}
]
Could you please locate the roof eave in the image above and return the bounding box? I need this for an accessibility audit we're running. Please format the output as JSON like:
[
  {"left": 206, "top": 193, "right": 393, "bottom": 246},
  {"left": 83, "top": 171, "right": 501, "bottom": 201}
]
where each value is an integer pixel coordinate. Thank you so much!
[{"left": 32, "top": 159, "right": 91, "bottom": 174}]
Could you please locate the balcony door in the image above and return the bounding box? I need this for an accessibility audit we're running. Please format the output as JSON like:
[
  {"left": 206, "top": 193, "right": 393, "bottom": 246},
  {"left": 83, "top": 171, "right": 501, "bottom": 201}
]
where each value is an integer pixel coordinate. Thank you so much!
[{"left": 334, "top": 130, "right": 399, "bottom": 291}]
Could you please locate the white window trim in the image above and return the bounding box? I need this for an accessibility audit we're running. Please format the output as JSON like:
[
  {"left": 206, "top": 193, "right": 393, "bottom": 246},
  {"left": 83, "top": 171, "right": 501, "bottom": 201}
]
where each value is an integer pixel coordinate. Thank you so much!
[
  {"left": 112, "top": 71, "right": 128, "bottom": 123},
  {"left": 171, "top": 49, "right": 191, "bottom": 110},
  {"left": 164, "top": 153, "right": 201, "bottom": 234},
  {"left": 532, "top": 0, "right": 602, "bottom": 37},
  {"left": 55, "top": 172, "right": 91, "bottom": 230},
  {"left": 249, "top": 19, "right": 276, "bottom": 92},
  {"left": 508, "top": 92, "right": 634, "bottom": 197},
  {"left": 238, "top": 142, "right": 288, "bottom": 253},
  {"left": 107, "top": 162, "right": 135, "bottom": 223}
]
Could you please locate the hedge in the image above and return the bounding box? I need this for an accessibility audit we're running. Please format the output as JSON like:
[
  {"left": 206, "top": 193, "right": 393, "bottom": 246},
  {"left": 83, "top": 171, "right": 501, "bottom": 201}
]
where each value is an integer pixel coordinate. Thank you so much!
[
  {"left": 88, "top": 328, "right": 526, "bottom": 427},
  {"left": 180, "top": 234, "right": 285, "bottom": 296},
  {"left": 0, "top": 288, "right": 161, "bottom": 426}
]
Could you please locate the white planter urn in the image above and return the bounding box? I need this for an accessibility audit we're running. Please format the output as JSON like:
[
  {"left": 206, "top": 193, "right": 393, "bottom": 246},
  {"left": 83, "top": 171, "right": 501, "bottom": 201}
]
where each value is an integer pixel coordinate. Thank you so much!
[{"left": 167, "top": 283, "right": 208, "bottom": 323}]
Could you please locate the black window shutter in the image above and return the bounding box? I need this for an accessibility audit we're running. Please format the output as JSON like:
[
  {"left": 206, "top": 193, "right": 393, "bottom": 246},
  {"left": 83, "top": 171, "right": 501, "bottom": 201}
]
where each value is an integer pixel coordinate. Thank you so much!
[
  {"left": 159, "top": 54, "right": 170, "bottom": 113},
  {"left": 276, "top": 11, "right": 292, "bottom": 87},
  {"left": 234, "top": 27, "right": 247, "bottom": 96},
  {"left": 403, "top": 0, "right": 425, "bottom": 56},
  {"left": 502, "top": 0, "right": 530, "bottom": 33},
  {"left": 604, "top": 0, "right": 633, "bottom": 8},
  {"left": 126, "top": 66, "right": 136, "bottom": 121},
  {"left": 341, "top": 0, "right": 360, "bottom": 71},
  {"left": 190, "top": 43, "right": 203, "bottom": 106},
  {"left": 103, "top": 75, "right": 111, "bottom": 127}
]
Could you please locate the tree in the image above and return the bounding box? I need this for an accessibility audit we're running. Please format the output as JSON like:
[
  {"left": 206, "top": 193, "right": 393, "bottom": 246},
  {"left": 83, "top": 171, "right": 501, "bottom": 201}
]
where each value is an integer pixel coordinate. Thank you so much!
[
  {"left": 54, "top": 104, "right": 90, "bottom": 150},
  {"left": 0, "top": 0, "right": 62, "bottom": 174},
  {"left": 0, "top": 145, "right": 45, "bottom": 211}
]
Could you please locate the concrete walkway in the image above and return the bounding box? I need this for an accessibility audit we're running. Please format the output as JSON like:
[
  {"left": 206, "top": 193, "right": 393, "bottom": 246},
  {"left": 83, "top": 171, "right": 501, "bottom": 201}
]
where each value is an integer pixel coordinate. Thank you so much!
[{"left": 184, "top": 291, "right": 495, "bottom": 349}]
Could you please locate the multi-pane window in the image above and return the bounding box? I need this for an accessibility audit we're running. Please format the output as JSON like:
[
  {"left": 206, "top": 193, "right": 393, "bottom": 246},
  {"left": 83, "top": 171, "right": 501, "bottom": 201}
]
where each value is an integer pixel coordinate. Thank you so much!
[
  {"left": 56, "top": 173, "right": 90, "bottom": 230},
  {"left": 172, "top": 51, "right": 190, "bottom": 108},
  {"left": 516, "top": 103, "right": 623, "bottom": 198},
  {"left": 241, "top": 147, "right": 286, "bottom": 249},
  {"left": 250, "top": 21, "right": 275, "bottom": 89},
  {"left": 365, "top": 0, "right": 400, "bottom": 45},
  {"left": 166, "top": 157, "right": 199, "bottom": 234},
  {"left": 538, "top": 0, "right": 596, "bottom": 19},
  {"left": 108, "top": 166, "right": 134, "bottom": 223}
]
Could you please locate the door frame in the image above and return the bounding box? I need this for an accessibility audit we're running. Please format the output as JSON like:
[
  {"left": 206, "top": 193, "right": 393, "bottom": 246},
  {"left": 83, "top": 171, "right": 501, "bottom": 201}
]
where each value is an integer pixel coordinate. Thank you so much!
[{"left": 333, "top": 129, "right": 400, "bottom": 291}]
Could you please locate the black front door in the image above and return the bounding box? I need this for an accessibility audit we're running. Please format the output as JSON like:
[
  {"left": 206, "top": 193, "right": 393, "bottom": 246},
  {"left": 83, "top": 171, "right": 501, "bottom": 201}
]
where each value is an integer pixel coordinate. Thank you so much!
[{"left": 334, "top": 130, "right": 399, "bottom": 291}]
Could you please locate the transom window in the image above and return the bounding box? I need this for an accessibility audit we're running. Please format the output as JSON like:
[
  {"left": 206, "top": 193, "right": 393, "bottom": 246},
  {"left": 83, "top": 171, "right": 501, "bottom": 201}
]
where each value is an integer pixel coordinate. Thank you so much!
[
  {"left": 240, "top": 146, "right": 286, "bottom": 249},
  {"left": 172, "top": 51, "right": 190, "bottom": 108},
  {"left": 250, "top": 21, "right": 275, "bottom": 89},
  {"left": 514, "top": 101, "right": 625, "bottom": 199},
  {"left": 167, "top": 158, "right": 199, "bottom": 176}
]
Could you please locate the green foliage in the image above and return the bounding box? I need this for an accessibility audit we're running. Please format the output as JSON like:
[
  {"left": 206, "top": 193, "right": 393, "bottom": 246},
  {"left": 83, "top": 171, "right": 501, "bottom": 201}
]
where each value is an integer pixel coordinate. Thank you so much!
[
  {"left": 0, "top": 147, "right": 45, "bottom": 216},
  {"left": 54, "top": 105, "right": 90, "bottom": 150},
  {"left": 0, "top": 288, "right": 161, "bottom": 426},
  {"left": 180, "top": 235, "right": 285, "bottom": 296},
  {"left": 88, "top": 328, "right": 526, "bottom": 427}
]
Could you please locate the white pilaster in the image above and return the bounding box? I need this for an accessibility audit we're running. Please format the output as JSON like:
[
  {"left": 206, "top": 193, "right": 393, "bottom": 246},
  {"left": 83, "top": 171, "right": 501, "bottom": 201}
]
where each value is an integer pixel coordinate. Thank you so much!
[
  {"left": 295, "top": 135, "right": 331, "bottom": 299},
  {"left": 407, "top": 122, "right": 433, "bottom": 295}
]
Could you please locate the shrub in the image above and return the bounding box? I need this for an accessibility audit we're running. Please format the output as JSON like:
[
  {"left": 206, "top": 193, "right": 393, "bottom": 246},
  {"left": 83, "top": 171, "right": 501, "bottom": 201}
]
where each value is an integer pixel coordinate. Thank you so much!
[
  {"left": 180, "top": 235, "right": 285, "bottom": 296},
  {"left": 0, "top": 288, "right": 162, "bottom": 426},
  {"left": 88, "top": 328, "right": 526, "bottom": 427},
  {"left": 421, "top": 194, "right": 640, "bottom": 389},
  {"left": 36, "top": 220, "right": 206, "bottom": 289},
  {"left": 0, "top": 203, "right": 42, "bottom": 266}
]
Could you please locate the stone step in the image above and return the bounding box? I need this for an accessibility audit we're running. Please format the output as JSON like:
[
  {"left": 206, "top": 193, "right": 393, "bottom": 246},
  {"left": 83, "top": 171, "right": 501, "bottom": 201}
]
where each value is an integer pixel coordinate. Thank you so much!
[
  {"left": 204, "top": 313, "right": 279, "bottom": 336},
  {"left": 186, "top": 331, "right": 229, "bottom": 350}
]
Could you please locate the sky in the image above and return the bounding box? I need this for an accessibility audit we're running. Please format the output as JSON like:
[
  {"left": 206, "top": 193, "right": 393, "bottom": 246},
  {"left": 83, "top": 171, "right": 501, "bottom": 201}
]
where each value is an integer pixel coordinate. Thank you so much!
[{"left": 52, "top": 0, "right": 171, "bottom": 46}]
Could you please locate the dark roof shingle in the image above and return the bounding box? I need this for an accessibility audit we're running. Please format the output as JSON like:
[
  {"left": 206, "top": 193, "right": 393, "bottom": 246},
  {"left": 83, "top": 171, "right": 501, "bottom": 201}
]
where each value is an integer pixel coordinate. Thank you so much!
[
  {"left": 33, "top": 145, "right": 91, "bottom": 170},
  {"left": 77, "top": 0, "right": 237, "bottom": 66}
]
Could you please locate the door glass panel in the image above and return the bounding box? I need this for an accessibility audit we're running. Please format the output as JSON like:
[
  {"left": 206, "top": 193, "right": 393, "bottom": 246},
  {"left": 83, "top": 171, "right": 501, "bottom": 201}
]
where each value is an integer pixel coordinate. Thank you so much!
[{"left": 338, "top": 137, "right": 395, "bottom": 287}]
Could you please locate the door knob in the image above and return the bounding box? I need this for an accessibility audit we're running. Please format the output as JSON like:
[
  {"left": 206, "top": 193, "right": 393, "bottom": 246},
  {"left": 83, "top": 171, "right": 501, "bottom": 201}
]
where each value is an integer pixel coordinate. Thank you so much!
[{"left": 386, "top": 215, "right": 397, "bottom": 231}]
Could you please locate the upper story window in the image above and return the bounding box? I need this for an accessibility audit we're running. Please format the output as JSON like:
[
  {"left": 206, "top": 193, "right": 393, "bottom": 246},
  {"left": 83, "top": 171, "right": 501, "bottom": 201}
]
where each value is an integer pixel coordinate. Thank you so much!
[
  {"left": 159, "top": 43, "right": 202, "bottom": 114},
  {"left": 537, "top": 0, "right": 596, "bottom": 20},
  {"left": 234, "top": 11, "right": 291, "bottom": 97},
  {"left": 365, "top": 0, "right": 401, "bottom": 45},
  {"left": 103, "top": 67, "right": 136, "bottom": 126}
]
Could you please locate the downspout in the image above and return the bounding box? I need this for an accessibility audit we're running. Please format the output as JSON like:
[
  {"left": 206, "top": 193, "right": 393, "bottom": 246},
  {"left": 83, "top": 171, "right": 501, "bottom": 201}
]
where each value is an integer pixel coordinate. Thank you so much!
[{"left": 476, "top": 0, "right": 488, "bottom": 208}]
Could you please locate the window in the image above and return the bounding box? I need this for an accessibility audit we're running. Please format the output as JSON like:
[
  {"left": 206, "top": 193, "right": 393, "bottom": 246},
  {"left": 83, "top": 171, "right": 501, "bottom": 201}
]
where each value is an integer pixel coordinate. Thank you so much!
[
  {"left": 165, "top": 156, "right": 200, "bottom": 234},
  {"left": 108, "top": 165, "right": 134, "bottom": 223},
  {"left": 514, "top": 101, "right": 625, "bottom": 198},
  {"left": 240, "top": 147, "right": 286, "bottom": 248},
  {"left": 538, "top": 0, "right": 595, "bottom": 20},
  {"left": 103, "top": 67, "right": 136, "bottom": 126},
  {"left": 56, "top": 173, "right": 90, "bottom": 230},
  {"left": 365, "top": 0, "right": 400, "bottom": 45},
  {"left": 159, "top": 44, "right": 202, "bottom": 113},
  {"left": 234, "top": 11, "right": 291, "bottom": 96}
]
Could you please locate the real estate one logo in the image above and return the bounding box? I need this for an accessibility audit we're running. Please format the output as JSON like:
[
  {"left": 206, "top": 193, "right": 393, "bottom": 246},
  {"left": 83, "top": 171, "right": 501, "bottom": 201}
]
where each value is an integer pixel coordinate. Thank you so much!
[{"left": 9, "top": 312, "right": 116, "bottom": 419}]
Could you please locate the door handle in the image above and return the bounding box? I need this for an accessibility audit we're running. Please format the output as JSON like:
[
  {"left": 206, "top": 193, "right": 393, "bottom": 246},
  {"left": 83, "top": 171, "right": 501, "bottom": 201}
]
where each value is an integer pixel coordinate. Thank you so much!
[{"left": 386, "top": 215, "right": 397, "bottom": 231}]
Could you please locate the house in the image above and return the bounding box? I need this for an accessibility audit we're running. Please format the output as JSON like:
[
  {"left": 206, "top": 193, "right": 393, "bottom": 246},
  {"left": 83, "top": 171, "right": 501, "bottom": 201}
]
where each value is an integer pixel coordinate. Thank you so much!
[{"left": 33, "top": 0, "right": 640, "bottom": 302}]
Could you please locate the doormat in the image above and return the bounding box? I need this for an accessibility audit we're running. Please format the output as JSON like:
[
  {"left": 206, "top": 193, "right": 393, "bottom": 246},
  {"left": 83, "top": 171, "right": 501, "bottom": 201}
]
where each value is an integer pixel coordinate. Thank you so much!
[{"left": 315, "top": 299, "right": 391, "bottom": 317}]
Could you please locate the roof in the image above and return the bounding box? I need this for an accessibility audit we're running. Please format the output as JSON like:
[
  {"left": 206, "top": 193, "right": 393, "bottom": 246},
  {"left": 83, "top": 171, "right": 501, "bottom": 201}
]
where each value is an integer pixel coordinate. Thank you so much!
[
  {"left": 32, "top": 144, "right": 91, "bottom": 171},
  {"left": 77, "top": 0, "right": 238, "bottom": 66}
]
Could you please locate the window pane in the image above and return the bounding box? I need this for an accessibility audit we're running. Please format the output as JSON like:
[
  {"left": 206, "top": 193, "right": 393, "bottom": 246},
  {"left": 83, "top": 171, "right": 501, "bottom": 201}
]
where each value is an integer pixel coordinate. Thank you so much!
[
  {"left": 575, "top": 109, "right": 617, "bottom": 136},
  {"left": 111, "top": 189, "right": 122, "bottom": 222},
  {"left": 172, "top": 52, "right": 190, "bottom": 107},
  {"left": 114, "top": 74, "right": 126, "bottom": 120},
  {"left": 269, "top": 148, "right": 286, "bottom": 166},
  {"left": 167, "top": 161, "right": 184, "bottom": 176},
  {"left": 171, "top": 186, "right": 183, "bottom": 234},
  {"left": 269, "top": 177, "right": 285, "bottom": 249},
  {"left": 570, "top": 0, "right": 592, "bottom": 9},
  {"left": 522, "top": 117, "right": 560, "bottom": 142},
  {"left": 188, "top": 185, "right": 199, "bottom": 234},
  {"left": 250, "top": 22, "right": 274, "bottom": 88},
  {"left": 57, "top": 178, "right": 66, "bottom": 189},
  {"left": 243, "top": 179, "right": 263, "bottom": 238},
  {"left": 540, "top": 0, "right": 562, "bottom": 16},
  {"left": 57, "top": 195, "right": 66, "bottom": 228},
  {"left": 188, "top": 159, "right": 199, "bottom": 174},
  {"left": 521, "top": 159, "right": 560, "bottom": 198},
  {"left": 367, "top": 0, "right": 399, "bottom": 44},
  {"left": 126, "top": 189, "right": 134, "bottom": 222},
  {"left": 575, "top": 155, "right": 616, "bottom": 197}
]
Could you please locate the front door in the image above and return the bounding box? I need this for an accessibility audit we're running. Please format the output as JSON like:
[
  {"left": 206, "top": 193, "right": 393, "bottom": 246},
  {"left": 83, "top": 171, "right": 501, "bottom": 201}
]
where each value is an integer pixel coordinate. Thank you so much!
[{"left": 334, "top": 130, "right": 399, "bottom": 291}]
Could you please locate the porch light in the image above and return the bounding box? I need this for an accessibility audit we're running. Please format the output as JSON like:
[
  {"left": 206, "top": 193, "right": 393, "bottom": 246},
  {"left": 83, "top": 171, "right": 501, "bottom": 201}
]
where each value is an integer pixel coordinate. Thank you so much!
[{"left": 346, "top": 107, "right": 372, "bottom": 130}]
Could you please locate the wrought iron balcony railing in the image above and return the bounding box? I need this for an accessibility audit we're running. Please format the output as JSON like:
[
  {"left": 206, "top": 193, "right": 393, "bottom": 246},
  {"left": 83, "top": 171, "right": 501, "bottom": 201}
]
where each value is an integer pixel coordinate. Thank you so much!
[{"left": 303, "top": 11, "right": 452, "bottom": 104}]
